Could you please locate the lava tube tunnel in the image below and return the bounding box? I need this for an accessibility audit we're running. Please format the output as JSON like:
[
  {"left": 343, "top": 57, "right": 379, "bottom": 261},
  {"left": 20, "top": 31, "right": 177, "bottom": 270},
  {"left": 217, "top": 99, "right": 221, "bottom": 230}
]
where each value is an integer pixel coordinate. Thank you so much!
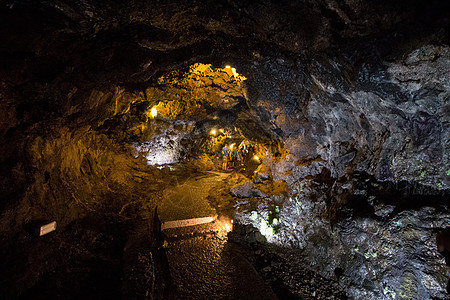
[{"left": 0, "top": 0, "right": 450, "bottom": 299}]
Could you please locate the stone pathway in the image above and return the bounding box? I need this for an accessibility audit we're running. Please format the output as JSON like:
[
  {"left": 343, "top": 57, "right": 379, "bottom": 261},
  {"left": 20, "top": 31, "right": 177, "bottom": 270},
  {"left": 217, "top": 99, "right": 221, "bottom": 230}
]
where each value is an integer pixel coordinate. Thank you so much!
[{"left": 158, "top": 171, "right": 277, "bottom": 299}]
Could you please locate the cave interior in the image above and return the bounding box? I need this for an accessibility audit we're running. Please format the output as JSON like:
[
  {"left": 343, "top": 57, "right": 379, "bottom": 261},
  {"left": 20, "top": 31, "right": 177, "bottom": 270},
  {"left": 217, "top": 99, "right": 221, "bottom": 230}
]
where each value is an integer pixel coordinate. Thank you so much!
[{"left": 0, "top": 0, "right": 450, "bottom": 299}]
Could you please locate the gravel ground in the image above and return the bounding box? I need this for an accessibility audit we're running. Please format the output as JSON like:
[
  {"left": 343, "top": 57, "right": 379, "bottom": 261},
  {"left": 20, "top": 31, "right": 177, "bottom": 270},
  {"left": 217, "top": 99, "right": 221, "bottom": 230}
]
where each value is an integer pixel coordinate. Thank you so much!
[
  {"left": 164, "top": 227, "right": 277, "bottom": 299},
  {"left": 160, "top": 171, "right": 276, "bottom": 299}
]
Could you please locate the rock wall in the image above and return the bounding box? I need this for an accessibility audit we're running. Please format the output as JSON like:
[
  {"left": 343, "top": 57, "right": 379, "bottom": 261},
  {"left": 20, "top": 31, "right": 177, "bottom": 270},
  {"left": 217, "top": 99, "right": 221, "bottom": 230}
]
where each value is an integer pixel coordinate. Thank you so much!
[
  {"left": 233, "top": 44, "right": 450, "bottom": 299},
  {"left": 0, "top": 83, "right": 165, "bottom": 297},
  {"left": 0, "top": 124, "right": 166, "bottom": 297},
  {"left": 243, "top": 44, "right": 449, "bottom": 188}
]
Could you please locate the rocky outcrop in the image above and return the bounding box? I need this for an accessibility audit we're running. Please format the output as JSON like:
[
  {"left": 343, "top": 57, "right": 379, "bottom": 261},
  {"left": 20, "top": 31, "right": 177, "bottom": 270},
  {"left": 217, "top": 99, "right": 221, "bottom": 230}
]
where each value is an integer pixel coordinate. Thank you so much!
[
  {"left": 235, "top": 173, "right": 450, "bottom": 299},
  {"left": 232, "top": 42, "right": 450, "bottom": 298},
  {"left": 230, "top": 181, "right": 267, "bottom": 198},
  {"left": 243, "top": 44, "right": 450, "bottom": 189}
]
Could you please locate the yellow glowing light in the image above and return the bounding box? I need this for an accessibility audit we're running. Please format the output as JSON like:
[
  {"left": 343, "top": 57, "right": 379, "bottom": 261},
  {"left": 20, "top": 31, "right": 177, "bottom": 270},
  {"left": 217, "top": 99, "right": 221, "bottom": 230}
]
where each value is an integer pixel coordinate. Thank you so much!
[
  {"left": 219, "top": 129, "right": 224, "bottom": 133},
  {"left": 224, "top": 65, "right": 246, "bottom": 82},
  {"left": 231, "top": 67, "right": 238, "bottom": 77},
  {"left": 151, "top": 107, "right": 157, "bottom": 118},
  {"left": 254, "top": 155, "right": 259, "bottom": 160},
  {"left": 230, "top": 143, "right": 235, "bottom": 150},
  {"left": 210, "top": 129, "right": 216, "bottom": 135},
  {"left": 218, "top": 216, "right": 233, "bottom": 233}
]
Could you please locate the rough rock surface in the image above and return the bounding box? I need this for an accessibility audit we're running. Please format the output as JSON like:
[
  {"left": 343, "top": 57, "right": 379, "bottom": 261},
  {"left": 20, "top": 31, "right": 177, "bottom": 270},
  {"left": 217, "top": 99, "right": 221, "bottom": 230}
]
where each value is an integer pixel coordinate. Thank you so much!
[
  {"left": 234, "top": 173, "right": 450, "bottom": 299},
  {"left": 230, "top": 223, "right": 348, "bottom": 299},
  {"left": 230, "top": 181, "right": 267, "bottom": 198},
  {"left": 239, "top": 43, "right": 450, "bottom": 189}
]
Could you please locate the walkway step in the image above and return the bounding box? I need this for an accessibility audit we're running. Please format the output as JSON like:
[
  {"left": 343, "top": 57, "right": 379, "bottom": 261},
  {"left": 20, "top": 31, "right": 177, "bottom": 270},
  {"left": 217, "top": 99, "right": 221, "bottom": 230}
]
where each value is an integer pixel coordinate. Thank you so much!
[{"left": 161, "top": 215, "right": 217, "bottom": 230}]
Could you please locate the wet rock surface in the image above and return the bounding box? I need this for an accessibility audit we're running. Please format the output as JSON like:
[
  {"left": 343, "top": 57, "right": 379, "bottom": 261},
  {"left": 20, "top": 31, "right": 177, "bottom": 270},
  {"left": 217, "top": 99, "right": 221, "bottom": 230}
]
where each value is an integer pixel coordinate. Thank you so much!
[
  {"left": 230, "top": 224, "right": 348, "bottom": 299},
  {"left": 244, "top": 44, "right": 450, "bottom": 189}
]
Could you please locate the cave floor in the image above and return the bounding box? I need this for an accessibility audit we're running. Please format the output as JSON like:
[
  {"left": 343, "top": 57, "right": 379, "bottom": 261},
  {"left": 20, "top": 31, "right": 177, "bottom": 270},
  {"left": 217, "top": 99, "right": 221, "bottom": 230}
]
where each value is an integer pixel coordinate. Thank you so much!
[
  {"left": 158, "top": 171, "right": 277, "bottom": 299},
  {"left": 163, "top": 222, "right": 277, "bottom": 299}
]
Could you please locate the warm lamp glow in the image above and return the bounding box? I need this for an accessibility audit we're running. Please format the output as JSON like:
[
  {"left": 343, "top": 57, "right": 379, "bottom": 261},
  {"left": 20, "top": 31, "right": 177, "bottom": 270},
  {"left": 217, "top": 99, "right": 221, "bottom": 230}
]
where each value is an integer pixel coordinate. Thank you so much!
[
  {"left": 218, "top": 216, "right": 233, "bottom": 233},
  {"left": 210, "top": 129, "right": 216, "bottom": 135},
  {"left": 151, "top": 107, "right": 157, "bottom": 118},
  {"left": 231, "top": 67, "right": 238, "bottom": 77},
  {"left": 225, "top": 65, "right": 231, "bottom": 69},
  {"left": 254, "top": 155, "right": 259, "bottom": 160}
]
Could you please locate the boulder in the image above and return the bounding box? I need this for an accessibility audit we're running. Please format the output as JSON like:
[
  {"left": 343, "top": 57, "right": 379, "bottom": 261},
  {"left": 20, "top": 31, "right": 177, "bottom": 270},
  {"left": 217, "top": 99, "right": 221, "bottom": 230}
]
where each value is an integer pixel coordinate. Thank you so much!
[
  {"left": 230, "top": 182, "right": 267, "bottom": 198},
  {"left": 253, "top": 164, "right": 272, "bottom": 183}
]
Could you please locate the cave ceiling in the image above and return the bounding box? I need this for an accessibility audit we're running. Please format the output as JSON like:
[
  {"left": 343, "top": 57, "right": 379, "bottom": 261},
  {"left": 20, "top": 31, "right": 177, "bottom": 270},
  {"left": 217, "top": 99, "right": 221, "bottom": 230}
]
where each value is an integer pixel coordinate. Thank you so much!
[
  {"left": 1, "top": 0, "right": 448, "bottom": 124},
  {"left": 1, "top": 0, "right": 448, "bottom": 156}
]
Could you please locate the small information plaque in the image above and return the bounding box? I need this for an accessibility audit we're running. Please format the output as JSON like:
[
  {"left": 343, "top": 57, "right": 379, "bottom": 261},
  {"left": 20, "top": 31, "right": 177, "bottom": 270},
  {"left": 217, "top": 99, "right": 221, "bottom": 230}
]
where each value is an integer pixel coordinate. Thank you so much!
[{"left": 39, "top": 221, "right": 57, "bottom": 236}]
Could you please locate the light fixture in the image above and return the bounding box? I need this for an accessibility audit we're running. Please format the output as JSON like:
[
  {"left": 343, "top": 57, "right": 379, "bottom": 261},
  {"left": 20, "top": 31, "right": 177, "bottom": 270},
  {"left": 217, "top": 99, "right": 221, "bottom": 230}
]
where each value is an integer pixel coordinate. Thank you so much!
[
  {"left": 210, "top": 129, "right": 216, "bottom": 135},
  {"left": 231, "top": 67, "right": 238, "bottom": 77},
  {"left": 225, "top": 65, "right": 231, "bottom": 69},
  {"left": 254, "top": 155, "right": 259, "bottom": 160},
  {"left": 151, "top": 107, "right": 157, "bottom": 118}
]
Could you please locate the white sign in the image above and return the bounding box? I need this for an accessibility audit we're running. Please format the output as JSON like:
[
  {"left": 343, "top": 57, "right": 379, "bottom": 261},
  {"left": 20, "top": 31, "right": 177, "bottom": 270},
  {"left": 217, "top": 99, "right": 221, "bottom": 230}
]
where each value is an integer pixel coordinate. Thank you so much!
[{"left": 39, "top": 221, "right": 57, "bottom": 236}]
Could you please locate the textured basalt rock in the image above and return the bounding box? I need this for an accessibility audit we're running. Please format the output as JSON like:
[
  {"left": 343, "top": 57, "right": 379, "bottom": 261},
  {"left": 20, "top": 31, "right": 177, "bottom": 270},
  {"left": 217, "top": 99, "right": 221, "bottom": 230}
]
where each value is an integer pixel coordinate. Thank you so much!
[
  {"left": 243, "top": 44, "right": 450, "bottom": 188},
  {"left": 230, "top": 181, "right": 267, "bottom": 198},
  {"left": 233, "top": 42, "right": 450, "bottom": 298}
]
